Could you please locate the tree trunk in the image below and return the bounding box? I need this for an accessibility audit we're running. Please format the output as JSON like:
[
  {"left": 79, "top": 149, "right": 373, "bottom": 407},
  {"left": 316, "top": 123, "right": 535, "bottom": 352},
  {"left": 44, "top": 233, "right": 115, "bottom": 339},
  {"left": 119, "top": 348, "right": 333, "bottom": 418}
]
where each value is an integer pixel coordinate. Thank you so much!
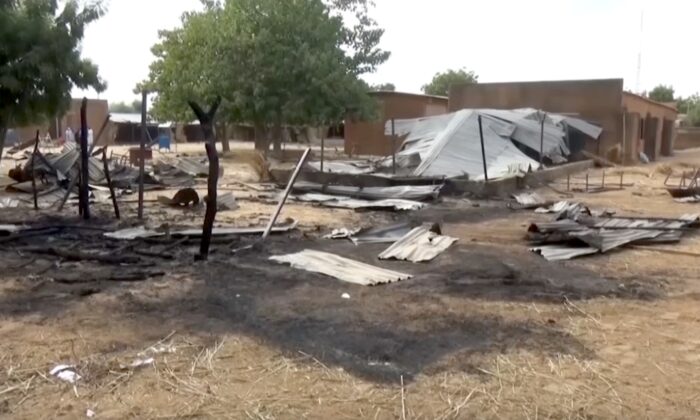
[
  {"left": 0, "top": 125, "right": 7, "bottom": 169},
  {"left": 220, "top": 123, "right": 230, "bottom": 153},
  {"left": 272, "top": 121, "right": 282, "bottom": 157},
  {"left": 254, "top": 123, "right": 269, "bottom": 156},
  {"left": 188, "top": 98, "right": 222, "bottom": 261}
]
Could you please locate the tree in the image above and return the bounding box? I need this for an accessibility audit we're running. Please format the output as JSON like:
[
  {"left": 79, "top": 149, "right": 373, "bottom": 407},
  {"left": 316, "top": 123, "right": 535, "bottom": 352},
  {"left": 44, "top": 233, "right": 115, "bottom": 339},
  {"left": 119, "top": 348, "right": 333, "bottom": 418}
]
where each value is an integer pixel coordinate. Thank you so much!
[
  {"left": 649, "top": 84, "right": 675, "bottom": 103},
  {"left": 422, "top": 68, "right": 478, "bottom": 96},
  {"left": 142, "top": 0, "right": 387, "bottom": 154},
  {"left": 676, "top": 94, "right": 700, "bottom": 114},
  {"left": 370, "top": 83, "right": 395, "bottom": 91},
  {"left": 109, "top": 100, "right": 141, "bottom": 113},
  {"left": 0, "top": 0, "right": 106, "bottom": 164}
]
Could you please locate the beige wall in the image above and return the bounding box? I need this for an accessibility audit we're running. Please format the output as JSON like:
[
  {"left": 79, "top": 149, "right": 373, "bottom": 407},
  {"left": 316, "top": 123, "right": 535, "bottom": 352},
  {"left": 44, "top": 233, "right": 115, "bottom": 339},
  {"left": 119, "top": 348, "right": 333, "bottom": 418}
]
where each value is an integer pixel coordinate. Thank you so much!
[
  {"left": 675, "top": 128, "right": 700, "bottom": 150},
  {"left": 622, "top": 93, "right": 678, "bottom": 159}
]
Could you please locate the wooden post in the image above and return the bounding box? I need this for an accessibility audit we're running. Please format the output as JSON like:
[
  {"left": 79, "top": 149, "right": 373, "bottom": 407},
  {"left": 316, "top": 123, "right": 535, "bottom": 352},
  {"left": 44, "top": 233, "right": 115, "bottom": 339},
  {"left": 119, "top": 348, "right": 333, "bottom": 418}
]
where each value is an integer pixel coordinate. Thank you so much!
[
  {"left": 102, "top": 147, "right": 120, "bottom": 219},
  {"left": 79, "top": 98, "right": 90, "bottom": 220},
  {"left": 57, "top": 164, "right": 80, "bottom": 211},
  {"left": 539, "top": 112, "right": 547, "bottom": 170},
  {"left": 138, "top": 91, "right": 147, "bottom": 219},
  {"left": 31, "top": 130, "right": 39, "bottom": 210},
  {"left": 391, "top": 118, "right": 396, "bottom": 175},
  {"left": 477, "top": 115, "right": 489, "bottom": 181},
  {"left": 567, "top": 173, "right": 571, "bottom": 191},
  {"left": 585, "top": 172, "right": 589, "bottom": 192},
  {"left": 188, "top": 98, "right": 222, "bottom": 261},
  {"left": 620, "top": 172, "right": 624, "bottom": 189},
  {"left": 88, "top": 114, "right": 111, "bottom": 155},
  {"left": 262, "top": 148, "right": 311, "bottom": 241},
  {"left": 602, "top": 170, "right": 606, "bottom": 188},
  {"left": 320, "top": 133, "right": 325, "bottom": 173}
]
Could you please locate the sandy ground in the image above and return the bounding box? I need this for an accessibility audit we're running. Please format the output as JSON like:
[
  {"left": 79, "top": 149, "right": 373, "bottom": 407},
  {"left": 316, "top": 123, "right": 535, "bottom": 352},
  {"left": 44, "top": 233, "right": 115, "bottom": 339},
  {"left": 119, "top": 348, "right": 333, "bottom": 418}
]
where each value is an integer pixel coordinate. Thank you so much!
[{"left": 1, "top": 145, "right": 700, "bottom": 419}]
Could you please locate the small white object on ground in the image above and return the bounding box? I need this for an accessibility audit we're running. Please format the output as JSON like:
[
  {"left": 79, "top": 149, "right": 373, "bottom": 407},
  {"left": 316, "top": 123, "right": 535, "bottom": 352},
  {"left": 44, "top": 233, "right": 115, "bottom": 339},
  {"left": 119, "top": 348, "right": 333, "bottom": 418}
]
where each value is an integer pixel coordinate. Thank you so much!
[
  {"left": 341, "top": 293, "right": 351, "bottom": 299},
  {"left": 86, "top": 409, "right": 96, "bottom": 418},
  {"left": 50, "top": 364, "right": 81, "bottom": 384}
]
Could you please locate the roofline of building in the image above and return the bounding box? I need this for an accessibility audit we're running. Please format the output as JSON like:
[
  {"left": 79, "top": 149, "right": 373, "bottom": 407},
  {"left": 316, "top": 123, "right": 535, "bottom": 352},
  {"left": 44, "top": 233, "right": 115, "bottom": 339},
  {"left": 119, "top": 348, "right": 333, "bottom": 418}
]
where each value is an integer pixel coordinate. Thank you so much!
[
  {"left": 622, "top": 91, "right": 678, "bottom": 113},
  {"left": 450, "top": 78, "right": 625, "bottom": 89},
  {"left": 369, "top": 90, "right": 448, "bottom": 101}
]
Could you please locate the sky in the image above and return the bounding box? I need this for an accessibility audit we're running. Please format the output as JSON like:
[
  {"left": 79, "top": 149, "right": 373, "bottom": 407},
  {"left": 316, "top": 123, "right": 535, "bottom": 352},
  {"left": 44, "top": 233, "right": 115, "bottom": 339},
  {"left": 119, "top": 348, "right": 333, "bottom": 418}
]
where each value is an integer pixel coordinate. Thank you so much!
[{"left": 75, "top": 0, "right": 700, "bottom": 103}]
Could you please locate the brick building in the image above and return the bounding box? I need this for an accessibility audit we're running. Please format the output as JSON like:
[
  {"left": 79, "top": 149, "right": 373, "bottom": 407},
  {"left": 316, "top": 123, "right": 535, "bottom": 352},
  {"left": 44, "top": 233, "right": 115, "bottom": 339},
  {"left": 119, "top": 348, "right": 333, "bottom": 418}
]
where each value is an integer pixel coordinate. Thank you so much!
[
  {"left": 449, "top": 79, "right": 677, "bottom": 163},
  {"left": 344, "top": 91, "right": 448, "bottom": 156}
]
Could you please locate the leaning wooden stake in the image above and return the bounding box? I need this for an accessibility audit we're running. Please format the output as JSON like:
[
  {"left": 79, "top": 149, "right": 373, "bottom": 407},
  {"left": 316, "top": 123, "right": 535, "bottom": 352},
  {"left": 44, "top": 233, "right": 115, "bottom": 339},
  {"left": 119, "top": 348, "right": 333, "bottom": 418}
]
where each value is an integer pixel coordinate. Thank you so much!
[
  {"left": 262, "top": 147, "right": 311, "bottom": 241},
  {"left": 31, "top": 130, "right": 40, "bottom": 210},
  {"left": 79, "top": 98, "right": 90, "bottom": 219},
  {"left": 101, "top": 147, "right": 120, "bottom": 219},
  {"left": 189, "top": 97, "right": 222, "bottom": 261},
  {"left": 138, "top": 91, "right": 148, "bottom": 219}
]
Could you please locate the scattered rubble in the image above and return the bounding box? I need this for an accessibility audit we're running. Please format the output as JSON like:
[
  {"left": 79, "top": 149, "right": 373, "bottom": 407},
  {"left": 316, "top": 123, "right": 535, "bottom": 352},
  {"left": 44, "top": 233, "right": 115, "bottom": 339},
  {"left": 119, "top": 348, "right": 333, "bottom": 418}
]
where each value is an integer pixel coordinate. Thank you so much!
[{"left": 527, "top": 201, "right": 700, "bottom": 261}]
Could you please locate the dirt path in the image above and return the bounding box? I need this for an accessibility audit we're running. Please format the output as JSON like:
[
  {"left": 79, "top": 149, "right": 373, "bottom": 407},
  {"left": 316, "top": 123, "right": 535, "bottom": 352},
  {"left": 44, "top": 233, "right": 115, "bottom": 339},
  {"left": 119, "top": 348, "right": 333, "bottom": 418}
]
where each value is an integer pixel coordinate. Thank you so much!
[{"left": 1, "top": 149, "right": 700, "bottom": 419}]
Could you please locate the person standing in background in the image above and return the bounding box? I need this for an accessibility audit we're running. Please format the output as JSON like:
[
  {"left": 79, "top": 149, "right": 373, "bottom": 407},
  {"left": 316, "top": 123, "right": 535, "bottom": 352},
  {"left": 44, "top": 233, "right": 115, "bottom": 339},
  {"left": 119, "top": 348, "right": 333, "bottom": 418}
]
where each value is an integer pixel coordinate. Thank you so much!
[
  {"left": 65, "top": 127, "right": 75, "bottom": 144},
  {"left": 87, "top": 127, "right": 94, "bottom": 148}
]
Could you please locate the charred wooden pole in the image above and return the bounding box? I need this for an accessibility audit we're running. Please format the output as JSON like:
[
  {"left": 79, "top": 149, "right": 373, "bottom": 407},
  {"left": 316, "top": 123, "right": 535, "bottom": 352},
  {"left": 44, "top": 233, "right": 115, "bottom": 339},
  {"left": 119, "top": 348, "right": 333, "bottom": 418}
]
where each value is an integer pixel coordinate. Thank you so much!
[
  {"left": 320, "top": 133, "right": 325, "bottom": 173},
  {"left": 79, "top": 98, "right": 90, "bottom": 219},
  {"left": 138, "top": 91, "right": 148, "bottom": 219},
  {"left": 262, "top": 147, "right": 311, "bottom": 241},
  {"left": 102, "top": 147, "right": 120, "bottom": 219},
  {"left": 477, "top": 115, "right": 489, "bottom": 181},
  {"left": 31, "top": 130, "right": 39, "bottom": 210},
  {"left": 539, "top": 112, "right": 547, "bottom": 170},
  {"left": 391, "top": 118, "right": 396, "bottom": 175},
  {"left": 189, "top": 97, "right": 222, "bottom": 261}
]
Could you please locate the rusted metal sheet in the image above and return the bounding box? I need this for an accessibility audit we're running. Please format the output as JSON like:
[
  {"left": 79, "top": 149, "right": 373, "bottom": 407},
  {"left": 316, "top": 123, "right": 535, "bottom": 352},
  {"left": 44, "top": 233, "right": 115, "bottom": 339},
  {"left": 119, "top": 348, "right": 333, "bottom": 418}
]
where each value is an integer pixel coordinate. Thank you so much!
[
  {"left": 378, "top": 226, "right": 457, "bottom": 262},
  {"left": 270, "top": 249, "right": 412, "bottom": 286}
]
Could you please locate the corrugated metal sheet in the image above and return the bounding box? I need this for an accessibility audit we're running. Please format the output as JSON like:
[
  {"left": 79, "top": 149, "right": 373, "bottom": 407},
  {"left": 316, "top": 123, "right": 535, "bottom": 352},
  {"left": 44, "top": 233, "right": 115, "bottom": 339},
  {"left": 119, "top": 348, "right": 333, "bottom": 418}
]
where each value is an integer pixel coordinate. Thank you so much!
[
  {"left": 350, "top": 223, "right": 414, "bottom": 245},
  {"left": 306, "top": 161, "right": 374, "bottom": 174},
  {"left": 588, "top": 215, "right": 700, "bottom": 230},
  {"left": 530, "top": 245, "right": 599, "bottom": 261},
  {"left": 217, "top": 192, "right": 239, "bottom": 211},
  {"left": 512, "top": 192, "right": 548, "bottom": 208},
  {"left": 269, "top": 249, "right": 412, "bottom": 286},
  {"left": 378, "top": 226, "right": 457, "bottom": 262},
  {"left": 292, "top": 182, "right": 441, "bottom": 201},
  {"left": 295, "top": 193, "right": 426, "bottom": 211},
  {"left": 386, "top": 110, "right": 538, "bottom": 180},
  {"left": 105, "top": 220, "right": 297, "bottom": 240},
  {"left": 570, "top": 229, "right": 663, "bottom": 253}
]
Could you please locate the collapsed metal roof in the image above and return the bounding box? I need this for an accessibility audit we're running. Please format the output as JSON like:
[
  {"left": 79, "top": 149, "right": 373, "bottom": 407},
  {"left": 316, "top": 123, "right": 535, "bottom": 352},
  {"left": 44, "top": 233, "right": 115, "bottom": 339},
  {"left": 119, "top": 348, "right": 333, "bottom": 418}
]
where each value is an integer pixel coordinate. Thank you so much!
[
  {"left": 383, "top": 108, "right": 601, "bottom": 180},
  {"left": 270, "top": 249, "right": 412, "bottom": 286}
]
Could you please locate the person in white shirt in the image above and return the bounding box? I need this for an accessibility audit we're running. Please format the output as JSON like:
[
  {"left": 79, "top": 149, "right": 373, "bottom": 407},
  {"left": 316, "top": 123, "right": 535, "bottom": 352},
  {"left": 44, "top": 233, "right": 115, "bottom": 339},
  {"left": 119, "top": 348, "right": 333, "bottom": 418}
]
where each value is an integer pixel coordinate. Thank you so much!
[{"left": 65, "top": 127, "right": 75, "bottom": 143}]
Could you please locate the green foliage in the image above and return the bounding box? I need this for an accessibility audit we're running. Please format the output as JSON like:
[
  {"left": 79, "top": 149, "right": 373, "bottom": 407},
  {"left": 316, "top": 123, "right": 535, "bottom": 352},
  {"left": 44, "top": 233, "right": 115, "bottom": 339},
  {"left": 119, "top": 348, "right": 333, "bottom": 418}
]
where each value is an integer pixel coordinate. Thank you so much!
[
  {"left": 686, "top": 102, "right": 700, "bottom": 127},
  {"left": 109, "top": 100, "right": 141, "bottom": 113},
  {"left": 142, "top": 0, "right": 388, "bottom": 148},
  {"left": 422, "top": 68, "right": 478, "bottom": 97},
  {"left": 0, "top": 0, "right": 106, "bottom": 130},
  {"left": 649, "top": 84, "right": 675, "bottom": 103},
  {"left": 676, "top": 94, "right": 700, "bottom": 114},
  {"left": 370, "top": 83, "right": 395, "bottom": 91}
]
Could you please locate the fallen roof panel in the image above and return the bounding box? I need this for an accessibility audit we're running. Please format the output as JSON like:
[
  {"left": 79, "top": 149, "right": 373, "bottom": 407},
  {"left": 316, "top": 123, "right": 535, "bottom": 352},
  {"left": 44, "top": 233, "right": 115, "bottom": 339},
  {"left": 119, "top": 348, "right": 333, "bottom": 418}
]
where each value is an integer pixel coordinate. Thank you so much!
[
  {"left": 378, "top": 226, "right": 458, "bottom": 262},
  {"left": 570, "top": 229, "right": 663, "bottom": 253},
  {"left": 530, "top": 245, "right": 599, "bottom": 261},
  {"left": 350, "top": 222, "right": 415, "bottom": 245},
  {"left": 270, "top": 249, "right": 412, "bottom": 286},
  {"left": 292, "top": 182, "right": 441, "bottom": 201},
  {"left": 295, "top": 193, "right": 426, "bottom": 211},
  {"left": 105, "top": 220, "right": 298, "bottom": 240}
]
